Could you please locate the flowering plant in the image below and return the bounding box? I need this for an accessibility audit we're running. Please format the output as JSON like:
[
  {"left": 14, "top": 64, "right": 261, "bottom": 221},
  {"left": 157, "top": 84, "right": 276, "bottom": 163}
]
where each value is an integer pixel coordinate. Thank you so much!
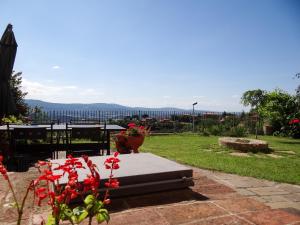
[
  {"left": 126, "top": 123, "right": 149, "bottom": 137},
  {"left": 114, "top": 123, "right": 149, "bottom": 154},
  {"left": 289, "top": 118, "right": 300, "bottom": 125},
  {"left": 288, "top": 118, "right": 300, "bottom": 138},
  {"left": 0, "top": 152, "right": 120, "bottom": 225}
]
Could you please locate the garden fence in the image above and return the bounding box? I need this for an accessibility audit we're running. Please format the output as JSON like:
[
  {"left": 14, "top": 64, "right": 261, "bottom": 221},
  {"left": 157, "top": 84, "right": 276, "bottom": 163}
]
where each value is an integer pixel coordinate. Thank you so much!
[{"left": 28, "top": 110, "right": 262, "bottom": 135}]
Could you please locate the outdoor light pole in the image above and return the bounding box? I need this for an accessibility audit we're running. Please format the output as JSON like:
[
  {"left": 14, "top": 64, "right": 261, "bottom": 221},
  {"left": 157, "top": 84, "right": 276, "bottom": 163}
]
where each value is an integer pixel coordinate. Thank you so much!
[{"left": 192, "top": 102, "right": 198, "bottom": 132}]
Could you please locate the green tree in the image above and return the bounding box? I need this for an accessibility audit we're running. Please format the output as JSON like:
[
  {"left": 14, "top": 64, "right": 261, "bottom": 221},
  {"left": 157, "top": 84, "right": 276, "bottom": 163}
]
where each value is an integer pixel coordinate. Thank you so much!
[
  {"left": 10, "top": 71, "right": 28, "bottom": 117},
  {"left": 259, "top": 89, "right": 298, "bottom": 131},
  {"left": 241, "top": 89, "right": 267, "bottom": 111},
  {"left": 242, "top": 88, "right": 299, "bottom": 137}
]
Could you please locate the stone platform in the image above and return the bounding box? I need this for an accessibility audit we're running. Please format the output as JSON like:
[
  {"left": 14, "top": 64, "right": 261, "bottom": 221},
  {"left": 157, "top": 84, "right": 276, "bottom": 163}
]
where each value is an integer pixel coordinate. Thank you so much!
[{"left": 51, "top": 153, "right": 194, "bottom": 197}]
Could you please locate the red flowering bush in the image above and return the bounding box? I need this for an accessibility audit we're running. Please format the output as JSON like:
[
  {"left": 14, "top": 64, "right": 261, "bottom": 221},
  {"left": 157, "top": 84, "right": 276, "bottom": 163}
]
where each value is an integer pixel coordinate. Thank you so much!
[
  {"left": 114, "top": 123, "right": 150, "bottom": 154},
  {"left": 289, "top": 119, "right": 300, "bottom": 125},
  {"left": 288, "top": 118, "right": 300, "bottom": 138},
  {"left": 0, "top": 152, "right": 120, "bottom": 225}
]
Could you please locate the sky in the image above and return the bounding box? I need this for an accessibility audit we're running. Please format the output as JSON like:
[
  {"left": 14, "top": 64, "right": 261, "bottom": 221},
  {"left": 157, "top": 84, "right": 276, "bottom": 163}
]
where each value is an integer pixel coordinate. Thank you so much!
[{"left": 1, "top": 0, "right": 300, "bottom": 111}]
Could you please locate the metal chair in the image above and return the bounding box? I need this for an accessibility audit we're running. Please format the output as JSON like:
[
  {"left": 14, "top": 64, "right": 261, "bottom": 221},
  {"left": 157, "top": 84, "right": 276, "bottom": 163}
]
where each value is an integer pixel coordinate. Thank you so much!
[{"left": 9, "top": 124, "right": 54, "bottom": 171}]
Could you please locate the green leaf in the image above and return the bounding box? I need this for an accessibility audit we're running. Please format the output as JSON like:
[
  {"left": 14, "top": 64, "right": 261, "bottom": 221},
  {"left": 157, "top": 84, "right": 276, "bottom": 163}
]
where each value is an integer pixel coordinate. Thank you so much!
[
  {"left": 84, "top": 194, "right": 95, "bottom": 205},
  {"left": 91, "top": 200, "right": 104, "bottom": 214},
  {"left": 46, "top": 214, "right": 56, "bottom": 225},
  {"left": 97, "top": 201, "right": 104, "bottom": 209},
  {"left": 96, "top": 209, "right": 110, "bottom": 224},
  {"left": 73, "top": 206, "right": 89, "bottom": 223},
  {"left": 59, "top": 204, "right": 73, "bottom": 221}
]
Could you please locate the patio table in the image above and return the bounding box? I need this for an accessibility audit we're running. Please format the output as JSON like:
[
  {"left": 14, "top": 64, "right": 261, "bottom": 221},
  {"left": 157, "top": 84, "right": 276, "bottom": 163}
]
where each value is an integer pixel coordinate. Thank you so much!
[{"left": 0, "top": 124, "right": 126, "bottom": 155}]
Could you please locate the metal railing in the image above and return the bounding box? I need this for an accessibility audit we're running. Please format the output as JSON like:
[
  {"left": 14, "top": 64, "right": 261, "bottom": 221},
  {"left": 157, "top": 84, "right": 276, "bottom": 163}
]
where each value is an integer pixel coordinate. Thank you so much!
[{"left": 27, "top": 110, "right": 261, "bottom": 135}]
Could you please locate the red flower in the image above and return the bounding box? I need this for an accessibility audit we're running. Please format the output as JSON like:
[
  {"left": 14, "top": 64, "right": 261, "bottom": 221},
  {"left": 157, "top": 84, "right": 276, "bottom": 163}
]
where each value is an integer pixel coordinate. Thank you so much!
[
  {"left": 0, "top": 165, "right": 8, "bottom": 180},
  {"left": 105, "top": 179, "right": 119, "bottom": 188},
  {"left": 128, "top": 123, "right": 136, "bottom": 128},
  {"left": 112, "top": 164, "right": 120, "bottom": 170},
  {"left": 0, "top": 155, "right": 3, "bottom": 162},
  {"left": 289, "top": 119, "right": 300, "bottom": 124}
]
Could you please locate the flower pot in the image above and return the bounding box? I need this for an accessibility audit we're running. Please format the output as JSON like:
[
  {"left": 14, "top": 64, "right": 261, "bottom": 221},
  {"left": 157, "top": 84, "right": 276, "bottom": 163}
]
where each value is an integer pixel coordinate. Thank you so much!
[
  {"left": 115, "top": 134, "right": 131, "bottom": 154},
  {"left": 127, "top": 135, "right": 145, "bottom": 153}
]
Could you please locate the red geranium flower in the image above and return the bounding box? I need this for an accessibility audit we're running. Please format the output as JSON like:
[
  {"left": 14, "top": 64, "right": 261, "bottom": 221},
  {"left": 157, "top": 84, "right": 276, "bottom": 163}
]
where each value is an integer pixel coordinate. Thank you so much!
[{"left": 289, "top": 119, "right": 300, "bottom": 125}]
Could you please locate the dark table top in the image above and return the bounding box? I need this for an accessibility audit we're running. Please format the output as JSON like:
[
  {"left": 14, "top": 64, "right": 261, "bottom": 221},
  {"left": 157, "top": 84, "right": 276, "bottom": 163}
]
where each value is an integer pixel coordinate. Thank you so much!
[{"left": 0, "top": 124, "right": 126, "bottom": 131}]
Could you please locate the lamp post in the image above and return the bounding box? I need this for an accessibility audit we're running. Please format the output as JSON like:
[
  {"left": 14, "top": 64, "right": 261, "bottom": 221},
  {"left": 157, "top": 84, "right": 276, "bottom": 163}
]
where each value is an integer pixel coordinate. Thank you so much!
[{"left": 192, "top": 102, "right": 197, "bottom": 132}]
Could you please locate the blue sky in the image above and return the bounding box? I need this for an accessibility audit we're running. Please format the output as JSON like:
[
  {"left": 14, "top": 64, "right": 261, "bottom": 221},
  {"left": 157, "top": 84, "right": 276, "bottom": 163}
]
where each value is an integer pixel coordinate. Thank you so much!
[{"left": 1, "top": 0, "right": 299, "bottom": 111}]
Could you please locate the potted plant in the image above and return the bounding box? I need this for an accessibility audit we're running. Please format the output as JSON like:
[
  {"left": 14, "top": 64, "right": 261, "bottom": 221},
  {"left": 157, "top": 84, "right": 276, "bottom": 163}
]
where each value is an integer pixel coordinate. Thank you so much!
[{"left": 114, "top": 123, "right": 149, "bottom": 153}]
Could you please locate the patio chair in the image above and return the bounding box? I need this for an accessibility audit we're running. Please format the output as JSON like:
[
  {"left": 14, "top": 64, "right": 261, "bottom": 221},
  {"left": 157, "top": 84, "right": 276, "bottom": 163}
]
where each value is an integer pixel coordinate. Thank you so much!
[
  {"left": 66, "top": 123, "right": 107, "bottom": 157},
  {"left": 9, "top": 125, "right": 55, "bottom": 171}
]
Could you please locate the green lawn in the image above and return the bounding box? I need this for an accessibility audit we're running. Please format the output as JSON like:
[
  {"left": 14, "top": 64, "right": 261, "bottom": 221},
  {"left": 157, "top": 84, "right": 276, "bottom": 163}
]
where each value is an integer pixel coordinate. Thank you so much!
[{"left": 140, "top": 134, "right": 300, "bottom": 184}]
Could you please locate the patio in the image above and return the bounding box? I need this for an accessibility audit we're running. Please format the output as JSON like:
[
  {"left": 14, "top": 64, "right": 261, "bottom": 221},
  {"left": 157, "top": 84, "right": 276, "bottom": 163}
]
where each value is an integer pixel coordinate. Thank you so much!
[{"left": 1, "top": 164, "right": 299, "bottom": 225}]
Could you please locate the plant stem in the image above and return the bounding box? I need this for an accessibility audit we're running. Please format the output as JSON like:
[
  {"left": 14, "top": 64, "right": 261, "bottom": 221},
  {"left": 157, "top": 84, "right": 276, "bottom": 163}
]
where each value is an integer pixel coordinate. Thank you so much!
[
  {"left": 17, "top": 181, "right": 34, "bottom": 225},
  {"left": 88, "top": 215, "right": 93, "bottom": 225},
  {"left": 6, "top": 177, "right": 20, "bottom": 211}
]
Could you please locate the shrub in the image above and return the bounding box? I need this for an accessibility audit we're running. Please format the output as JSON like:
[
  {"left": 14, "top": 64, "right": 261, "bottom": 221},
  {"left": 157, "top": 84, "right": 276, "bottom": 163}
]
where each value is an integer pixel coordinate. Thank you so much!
[
  {"left": 208, "top": 125, "right": 224, "bottom": 136},
  {"left": 226, "top": 126, "right": 248, "bottom": 137}
]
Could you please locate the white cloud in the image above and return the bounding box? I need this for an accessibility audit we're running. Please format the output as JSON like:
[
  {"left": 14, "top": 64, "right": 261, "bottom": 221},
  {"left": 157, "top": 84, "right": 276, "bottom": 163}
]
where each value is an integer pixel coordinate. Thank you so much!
[
  {"left": 21, "top": 79, "right": 246, "bottom": 111},
  {"left": 192, "top": 95, "right": 205, "bottom": 98},
  {"left": 231, "top": 94, "right": 240, "bottom": 98},
  {"left": 22, "top": 79, "right": 104, "bottom": 103},
  {"left": 52, "top": 65, "right": 60, "bottom": 69}
]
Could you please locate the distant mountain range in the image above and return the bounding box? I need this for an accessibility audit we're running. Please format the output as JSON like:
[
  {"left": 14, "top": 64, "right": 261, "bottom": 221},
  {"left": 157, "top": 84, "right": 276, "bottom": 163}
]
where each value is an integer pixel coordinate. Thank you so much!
[{"left": 25, "top": 99, "right": 203, "bottom": 112}]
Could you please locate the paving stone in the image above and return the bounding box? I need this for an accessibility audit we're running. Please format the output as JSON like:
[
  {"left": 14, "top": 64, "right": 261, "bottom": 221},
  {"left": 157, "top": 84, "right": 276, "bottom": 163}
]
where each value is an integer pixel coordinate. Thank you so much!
[
  {"left": 213, "top": 197, "right": 270, "bottom": 213},
  {"left": 282, "top": 193, "right": 300, "bottom": 202},
  {"left": 224, "top": 178, "right": 272, "bottom": 188},
  {"left": 250, "top": 196, "right": 267, "bottom": 203},
  {"left": 188, "top": 215, "right": 252, "bottom": 225},
  {"left": 32, "top": 213, "right": 48, "bottom": 225},
  {"left": 261, "top": 195, "right": 291, "bottom": 203},
  {"left": 156, "top": 202, "right": 228, "bottom": 225},
  {"left": 202, "top": 192, "right": 243, "bottom": 201},
  {"left": 108, "top": 208, "right": 170, "bottom": 225},
  {"left": 193, "top": 174, "right": 220, "bottom": 186},
  {"left": 236, "top": 188, "right": 257, "bottom": 196},
  {"left": 276, "top": 184, "right": 300, "bottom": 193},
  {"left": 192, "top": 184, "right": 235, "bottom": 195},
  {"left": 240, "top": 209, "right": 300, "bottom": 225},
  {"left": 265, "top": 201, "right": 300, "bottom": 210},
  {"left": 281, "top": 208, "right": 300, "bottom": 217},
  {"left": 247, "top": 187, "right": 289, "bottom": 196}
]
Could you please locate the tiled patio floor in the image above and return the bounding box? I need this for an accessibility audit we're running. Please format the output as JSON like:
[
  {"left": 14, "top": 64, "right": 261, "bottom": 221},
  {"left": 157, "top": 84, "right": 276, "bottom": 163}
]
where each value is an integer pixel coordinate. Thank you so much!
[{"left": 1, "top": 166, "right": 300, "bottom": 225}]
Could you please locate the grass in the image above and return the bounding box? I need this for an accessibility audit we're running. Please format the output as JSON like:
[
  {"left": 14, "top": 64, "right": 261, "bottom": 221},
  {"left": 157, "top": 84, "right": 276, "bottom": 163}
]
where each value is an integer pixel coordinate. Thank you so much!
[{"left": 140, "top": 134, "right": 300, "bottom": 184}]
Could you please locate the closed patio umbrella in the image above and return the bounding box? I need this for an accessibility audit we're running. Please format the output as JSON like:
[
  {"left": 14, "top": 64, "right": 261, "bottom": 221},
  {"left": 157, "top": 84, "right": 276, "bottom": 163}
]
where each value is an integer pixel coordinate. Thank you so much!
[{"left": 0, "top": 24, "right": 18, "bottom": 119}]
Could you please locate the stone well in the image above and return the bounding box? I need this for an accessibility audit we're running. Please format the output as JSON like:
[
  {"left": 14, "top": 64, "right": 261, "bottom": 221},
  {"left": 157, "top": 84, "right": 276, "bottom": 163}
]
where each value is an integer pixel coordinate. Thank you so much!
[{"left": 219, "top": 137, "right": 268, "bottom": 152}]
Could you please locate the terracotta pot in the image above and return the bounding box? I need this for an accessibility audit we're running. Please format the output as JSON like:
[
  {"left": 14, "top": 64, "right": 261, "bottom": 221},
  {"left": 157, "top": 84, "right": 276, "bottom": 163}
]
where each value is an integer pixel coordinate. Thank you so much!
[
  {"left": 127, "top": 135, "right": 145, "bottom": 153},
  {"left": 115, "top": 134, "right": 131, "bottom": 154}
]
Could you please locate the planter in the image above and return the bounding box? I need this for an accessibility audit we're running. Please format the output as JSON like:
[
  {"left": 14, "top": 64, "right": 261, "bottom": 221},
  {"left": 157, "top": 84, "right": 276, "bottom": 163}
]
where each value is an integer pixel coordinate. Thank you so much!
[
  {"left": 127, "top": 135, "right": 145, "bottom": 153},
  {"left": 115, "top": 134, "right": 131, "bottom": 154}
]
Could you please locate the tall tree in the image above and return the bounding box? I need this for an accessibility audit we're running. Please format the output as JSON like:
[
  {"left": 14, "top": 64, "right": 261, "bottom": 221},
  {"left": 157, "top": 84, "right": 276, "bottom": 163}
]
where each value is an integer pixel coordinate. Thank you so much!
[
  {"left": 10, "top": 71, "right": 28, "bottom": 116},
  {"left": 241, "top": 89, "right": 267, "bottom": 111}
]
